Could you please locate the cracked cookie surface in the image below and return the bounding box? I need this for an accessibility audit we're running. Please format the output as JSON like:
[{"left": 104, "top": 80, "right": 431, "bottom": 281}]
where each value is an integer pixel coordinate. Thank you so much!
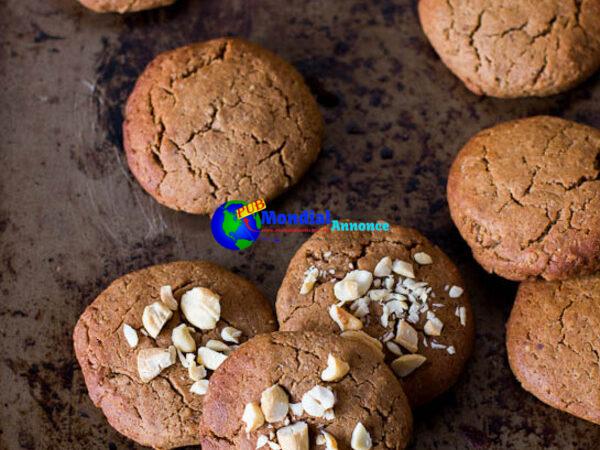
[
  {"left": 123, "top": 37, "right": 323, "bottom": 214},
  {"left": 78, "top": 0, "right": 176, "bottom": 13},
  {"left": 200, "top": 331, "right": 413, "bottom": 450},
  {"left": 447, "top": 116, "right": 600, "bottom": 281},
  {"left": 275, "top": 225, "right": 475, "bottom": 407},
  {"left": 418, "top": 0, "right": 600, "bottom": 98},
  {"left": 506, "top": 274, "right": 600, "bottom": 425},
  {"left": 73, "top": 260, "right": 276, "bottom": 449}
]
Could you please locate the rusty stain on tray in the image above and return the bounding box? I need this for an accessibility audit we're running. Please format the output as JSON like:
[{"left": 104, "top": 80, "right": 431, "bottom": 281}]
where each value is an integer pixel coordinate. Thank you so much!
[{"left": 0, "top": 0, "right": 599, "bottom": 449}]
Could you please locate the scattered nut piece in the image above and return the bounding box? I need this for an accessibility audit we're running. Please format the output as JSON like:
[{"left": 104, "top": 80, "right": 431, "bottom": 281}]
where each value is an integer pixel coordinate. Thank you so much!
[
  {"left": 260, "top": 384, "right": 290, "bottom": 423},
  {"left": 160, "top": 285, "right": 178, "bottom": 310},
  {"left": 413, "top": 252, "right": 433, "bottom": 265},
  {"left": 123, "top": 324, "right": 139, "bottom": 348},
  {"left": 268, "top": 441, "right": 281, "bottom": 450},
  {"left": 321, "top": 431, "right": 339, "bottom": 450},
  {"left": 447, "top": 345, "right": 456, "bottom": 355},
  {"left": 367, "top": 289, "right": 387, "bottom": 302},
  {"left": 197, "top": 346, "right": 228, "bottom": 370},
  {"left": 190, "top": 379, "right": 209, "bottom": 395},
  {"left": 448, "top": 285, "right": 464, "bottom": 298},
  {"left": 176, "top": 348, "right": 189, "bottom": 367},
  {"left": 256, "top": 435, "right": 269, "bottom": 448},
  {"left": 188, "top": 360, "right": 207, "bottom": 381},
  {"left": 323, "top": 409, "right": 335, "bottom": 420},
  {"left": 373, "top": 256, "right": 392, "bottom": 277},
  {"left": 351, "top": 422, "right": 372, "bottom": 450},
  {"left": 341, "top": 330, "right": 383, "bottom": 354},
  {"left": 395, "top": 320, "right": 419, "bottom": 353},
  {"left": 321, "top": 353, "right": 350, "bottom": 382},
  {"left": 206, "top": 339, "right": 231, "bottom": 353},
  {"left": 221, "top": 326, "right": 242, "bottom": 343},
  {"left": 456, "top": 306, "right": 467, "bottom": 326},
  {"left": 301, "top": 385, "right": 335, "bottom": 418},
  {"left": 385, "top": 341, "right": 403, "bottom": 356},
  {"left": 329, "top": 305, "right": 363, "bottom": 331},
  {"left": 392, "top": 259, "right": 414, "bottom": 278},
  {"left": 423, "top": 317, "right": 444, "bottom": 336},
  {"left": 391, "top": 354, "right": 427, "bottom": 377},
  {"left": 383, "top": 276, "right": 394, "bottom": 290},
  {"left": 142, "top": 302, "right": 173, "bottom": 338},
  {"left": 172, "top": 323, "right": 196, "bottom": 353},
  {"left": 333, "top": 270, "right": 373, "bottom": 302},
  {"left": 137, "top": 346, "right": 176, "bottom": 383},
  {"left": 276, "top": 421, "right": 309, "bottom": 450},
  {"left": 242, "top": 402, "right": 265, "bottom": 433},
  {"left": 289, "top": 402, "right": 304, "bottom": 417},
  {"left": 180, "top": 287, "right": 221, "bottom": 330},
  {"left": 300, "top": 266, "right": 319, "bottom": 294}
]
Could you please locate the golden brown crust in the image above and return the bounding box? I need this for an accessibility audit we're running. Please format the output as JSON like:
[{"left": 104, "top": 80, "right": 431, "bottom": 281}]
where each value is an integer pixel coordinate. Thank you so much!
[
  {"left": 73, "top": 260, "right": 276, "bottom": 449},
  {"left": 275, "top": 225, "right": 475, "bottom": 407},
  {"left": 200, "top": 331, "right": 413, "bottom": 450},
  {"left": 506, "top": 275, "right": 600, "bottom": 425},
  {"left": 123, "top": 37, "right": 323, "bottom": 214},
  {"left": 78, "top": 0, "right": 176, "bottom": 13},
  {"left": 447, "top": 116, "right": 600, "bottom": 281},
  {"left": 418, "top": 0, "right": 600, "bottom": 98}
]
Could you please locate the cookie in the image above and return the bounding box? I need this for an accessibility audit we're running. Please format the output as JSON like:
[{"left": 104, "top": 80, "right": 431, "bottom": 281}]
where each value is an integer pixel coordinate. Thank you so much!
[
  {"left": 73, "top": 260, "right": 276, "bottom": 449},
  {"left": 124, "top": 37, "right": 323, "bottom": 214},
  {"left": 418, "top": 0, "right": 600, "bottom": 97},
  {"left": 506, "top": 275, "right": 600, "bottom": 425},
  {"left": 447, "top": 116, "right": 600, "bottom": 281},
  {"left": 200, "top": 331, "right": 413, "bottom": 449},
  {"left": 275, "top": 225, "right": 475, "bottom": 407},
  {"left": 78, "top": 0, "right": 176, "bottom": 13}
]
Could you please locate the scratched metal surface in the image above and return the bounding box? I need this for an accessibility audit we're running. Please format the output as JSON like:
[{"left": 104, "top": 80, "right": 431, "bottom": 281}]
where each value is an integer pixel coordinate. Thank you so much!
[{"left": 1, "top": 0, "right": 600, "bottom": 449}]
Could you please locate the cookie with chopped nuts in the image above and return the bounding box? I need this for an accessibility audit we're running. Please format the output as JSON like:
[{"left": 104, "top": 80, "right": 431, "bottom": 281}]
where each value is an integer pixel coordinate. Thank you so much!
[
  {"left": 73, "top": 261, "right": 275, "bottom": 449},
  {"left": 124, "top": 37, "right": 323, "bottom": 214},
  {"left": 418, "top": 0, "right": 600, "bottom": 97},
  {"left": 506, "top": 274, "right": 600, "bottom": 425},
  {"left": 77, "top": 0, "right": 176, "bottom": 13},
  {"left": 276, "top": 225, "right": 475, "bottom": 407},
  {"left": 200, "top": 331, "right": 413, "bottom": 449},
  {"left": 447, "top": 116, "right": 600, "bottom": 281}
]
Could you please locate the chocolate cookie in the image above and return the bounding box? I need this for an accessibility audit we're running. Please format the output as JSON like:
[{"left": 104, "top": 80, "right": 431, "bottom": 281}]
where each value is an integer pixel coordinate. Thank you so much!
[
  {"left": 447, "top": 116, "right": 600, "bottom": 281},
  {"left": 275, "top": 225, "right": 475, "bottom": 407},
  {"left": 124, "top": 37, "right": 323, "bottom": 214},
  {"left": 78, "top": 0, "right": 176, "bottom": 13},
  {"left": 73, "top": 261, "right": 276, "bottom": 449},
  {"left": 200, "top": 331, "right": 413, "bottom": 450},
  {"left": 506, "top": 275, "right": 600, "bottom": 425},
  {"left": 418, "top": 0, "right": 600, "bottom": 97}
]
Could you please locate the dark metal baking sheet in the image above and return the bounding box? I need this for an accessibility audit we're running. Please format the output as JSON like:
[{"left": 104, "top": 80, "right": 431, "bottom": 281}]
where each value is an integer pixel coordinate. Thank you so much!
[{"left": 1, "top": 0, "right": 599, "bottom": 448}]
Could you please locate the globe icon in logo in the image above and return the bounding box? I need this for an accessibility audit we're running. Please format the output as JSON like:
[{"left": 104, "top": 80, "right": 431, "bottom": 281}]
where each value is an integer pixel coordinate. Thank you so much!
[{"left": 211, "top": 200, "right": 262, "bottom": 250}]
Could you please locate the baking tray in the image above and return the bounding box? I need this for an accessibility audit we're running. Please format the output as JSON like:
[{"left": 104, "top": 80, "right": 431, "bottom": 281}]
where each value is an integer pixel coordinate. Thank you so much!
[{"left": 1, "top": 0, "right": 599, "bottom": 448}]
